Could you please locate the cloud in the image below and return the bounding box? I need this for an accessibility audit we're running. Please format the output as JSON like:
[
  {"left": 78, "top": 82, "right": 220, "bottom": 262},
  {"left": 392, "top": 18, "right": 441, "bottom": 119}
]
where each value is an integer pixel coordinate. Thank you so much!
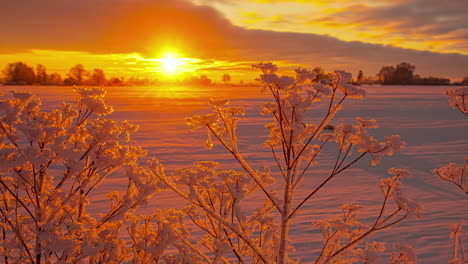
[
  {"left": 311, "top": 0, "right": 468, "bottom": 54},
  {"left": 233, "top": 29, "right": 468, "bottom": 78},
  {"left": 1, "top": 0, "right": 467, "bottom": 79},
  {"left": 194, "top": 0, "right": 468, "bottom": 55},
  {"left": 0, "top": 0, "right": 236, "bottom": 57}
]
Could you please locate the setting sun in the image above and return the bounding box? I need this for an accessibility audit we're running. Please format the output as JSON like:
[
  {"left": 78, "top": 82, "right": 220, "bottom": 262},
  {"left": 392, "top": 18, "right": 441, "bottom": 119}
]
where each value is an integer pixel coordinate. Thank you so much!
[{"left": 160, "top": 54, "right": 182, "bottom": 73}]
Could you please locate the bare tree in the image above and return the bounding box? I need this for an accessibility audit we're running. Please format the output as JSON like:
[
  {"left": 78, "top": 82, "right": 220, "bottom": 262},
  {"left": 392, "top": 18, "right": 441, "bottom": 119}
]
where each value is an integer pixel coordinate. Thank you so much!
[{"left": 67, "top": 64, "right": 88, "bottom": 85}]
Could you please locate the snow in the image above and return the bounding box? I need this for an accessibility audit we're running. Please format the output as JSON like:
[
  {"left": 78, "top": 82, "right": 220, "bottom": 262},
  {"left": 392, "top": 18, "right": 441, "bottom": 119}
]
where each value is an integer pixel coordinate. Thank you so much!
[{"left": 2, "top": 83, "right": 467, "bottom": 263}]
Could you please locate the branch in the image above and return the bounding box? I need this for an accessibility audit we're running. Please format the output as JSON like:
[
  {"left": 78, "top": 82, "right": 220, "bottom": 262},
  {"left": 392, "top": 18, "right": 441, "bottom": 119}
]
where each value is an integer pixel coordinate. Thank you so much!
[
  {"left": 0, "top": 179, "right": 38, "bottom": 226},
  {"left": 207, "top": 125, "right": 281, "bottom": 212},
  {"left": 288, "top": 151, "right": 367, "bottom": 220},
  {"left": 293, "top": 140, "right": 328, "bottom": 189},
  {"left": 324, "top": 176, "right": 408, "bottom": 263},
  {"left": 0, "top": 208, "right": 35, "bottom": 263},
  {"left": 291, "top": 94, "right": 347, "bottom": 167}
]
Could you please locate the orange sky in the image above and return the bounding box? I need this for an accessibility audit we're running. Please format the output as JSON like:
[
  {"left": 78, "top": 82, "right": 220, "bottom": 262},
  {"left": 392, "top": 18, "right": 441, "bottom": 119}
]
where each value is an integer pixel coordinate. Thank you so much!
[{"left": 0, "top": 0, "right": 467, "bottom": 81}]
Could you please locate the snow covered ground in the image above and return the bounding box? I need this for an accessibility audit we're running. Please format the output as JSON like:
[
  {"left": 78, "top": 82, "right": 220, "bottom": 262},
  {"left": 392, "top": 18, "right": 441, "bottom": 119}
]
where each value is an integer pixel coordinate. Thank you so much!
[{"left": 3, "top": 84, "right": 467, "bottom": 263}]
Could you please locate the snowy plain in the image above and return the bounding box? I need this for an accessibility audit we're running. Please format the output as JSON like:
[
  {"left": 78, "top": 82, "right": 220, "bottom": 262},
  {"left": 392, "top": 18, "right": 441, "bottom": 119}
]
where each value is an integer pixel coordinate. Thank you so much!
[{"left": 3, "top": 83, "right": 467, "bottom": 263}]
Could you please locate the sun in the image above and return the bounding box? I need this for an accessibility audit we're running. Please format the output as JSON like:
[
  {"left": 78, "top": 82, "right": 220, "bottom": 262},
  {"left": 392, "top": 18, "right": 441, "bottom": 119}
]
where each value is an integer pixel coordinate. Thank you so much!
[{"left": 160, "top": 53, "right": 182, "bottom": 73}]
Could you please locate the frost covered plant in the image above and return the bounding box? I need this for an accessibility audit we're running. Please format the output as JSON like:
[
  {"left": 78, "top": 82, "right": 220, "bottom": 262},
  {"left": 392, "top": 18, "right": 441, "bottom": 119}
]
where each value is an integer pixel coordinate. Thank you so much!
[
  {"left": 389, "top": 245, "right": 417, "bottom": 264},
  {"left": 150, "top": 160, "right": 278, "bottom": 263},
  {"left": 179, "top": 63, "right": 417, "bottom": 263},
  {"left": 434, "top": 87, "right": 468, "bottom": 264},
  {"left": 313, "top": 169, "right": 419, "bottom": 264},
  {"left": 438, "top": 87, "right": 468, "bottom": 195},
  {"left": 126, "top": 209, "right": 205, "bottom": 263},
  {"left": 0, "top": 88, "right": 163, "bottom": 263},
  {"left": 449, "top": 223, "right": 467, "bottom": 264},
  {"left": 446, "top": 87, "right": 468, "bottom": 117},
  {"left": 432, "top": 160, "right": 468, "bottom": 195}
]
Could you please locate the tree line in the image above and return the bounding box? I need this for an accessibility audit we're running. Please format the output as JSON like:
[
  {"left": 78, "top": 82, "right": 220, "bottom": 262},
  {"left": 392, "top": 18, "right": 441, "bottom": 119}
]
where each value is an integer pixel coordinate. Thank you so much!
[
  {"left": 317, "top": 62, "right": 467, "bottom": 86},
  {"left": 2, "top": 61, "right": 467, "bottom": 86},
  {"left": 0, "top": 61, "right": 237, "bottom": 86},
  {"left": 0, "top": 62, "right": 155, "bottom": 86},
  {"left": 376, "top": 62, "right": 467, "bottom": 85}
]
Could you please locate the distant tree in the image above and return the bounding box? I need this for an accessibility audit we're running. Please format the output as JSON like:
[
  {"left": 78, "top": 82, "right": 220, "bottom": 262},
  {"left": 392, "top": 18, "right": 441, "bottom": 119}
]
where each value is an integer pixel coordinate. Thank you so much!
[
  {"left": 356, "top": 70, "right": 364, "bottom": 83},
  {"left": 461, "top": 77, "right": 468, "bottom": 85},
  {"left": 107, "top": 77, "right": 124, "bottom": 86},
  {"left": 222, "top": 73, "right": 231, "bottom": 84},
  {"left": 377, "top": 65, "right": 396, "bottom": 85},
  {"left": 63, "top": 78, "right": 76, "bottom": 86},
  {"left": 200, "top": 75, "right": 212, "bottom": 85},
  {"left": 378, "top": 62, "right": 416, "bottom": 85},
  {"left": 2, "top": 62, "right": 35, "bottom": 85},
  {"left": 47, "top": 72, "right": 63, "bottom": 85},
  {"left": 360, "top": 76, "right": 379, "bottom": 85},
  {"left": 67, "top": 64, "right": 88, "bottom": 85},
  {"left": 88, "top": 68, "right": 107, "bottom": 86},
  {"left": 126, "top": 76, "right": 154, "bottom": 86},
  {"left": 190, "top": 75, "right": 212, "bottom": 85},
  {"left": 394, "top": 62, "right": 415, "bottom": 85},
  {"left": 412, "top": 75, "right": 450, "bottom": 85},
  {"left": 35, "top": 64, "right": 48, "bottom": 85}
]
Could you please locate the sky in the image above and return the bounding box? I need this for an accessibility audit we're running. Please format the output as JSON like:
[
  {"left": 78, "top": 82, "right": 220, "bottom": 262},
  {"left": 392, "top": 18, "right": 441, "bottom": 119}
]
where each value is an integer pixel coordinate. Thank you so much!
[{"left": 0, "top": 0, "right": 467, "bottom": 81}]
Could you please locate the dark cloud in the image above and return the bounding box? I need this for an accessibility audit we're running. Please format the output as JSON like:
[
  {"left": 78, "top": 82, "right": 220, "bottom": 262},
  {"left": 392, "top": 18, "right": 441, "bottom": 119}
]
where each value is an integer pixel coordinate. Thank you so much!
[
  {"left": 313, "top": 0, "right": 468, "bottom": 53},
  {"left": 233, "top": 29, "right": 468, "bottom": 78},
  {"left": 0, "top": 0, "right": 236, "bottom": 57},
  {"left": 1, "top": 0, "right": 467, "bottom": 78}
]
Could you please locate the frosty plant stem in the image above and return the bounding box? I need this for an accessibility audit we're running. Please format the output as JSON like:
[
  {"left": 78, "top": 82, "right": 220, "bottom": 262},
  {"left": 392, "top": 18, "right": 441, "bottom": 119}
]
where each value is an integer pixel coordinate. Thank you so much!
[
  {"left": 0, "top": 71, "right": 426, "bottom": 263},
  {"left": 0, "top": 88, "right": 163, "bottom": 263},
  {"left": 446, "top": 87, "right": 468, "bottom": 117},
  {"left": 182, "top": 63, "right": 417, "bottom": 263},
  {"left": 432, "top": 87, "right": 468, "bottom": 264}
]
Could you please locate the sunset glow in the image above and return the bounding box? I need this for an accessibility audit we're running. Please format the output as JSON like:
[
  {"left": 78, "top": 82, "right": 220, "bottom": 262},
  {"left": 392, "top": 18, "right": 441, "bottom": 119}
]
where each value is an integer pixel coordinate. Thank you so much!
[
  {"left": 1, "top": 0, "right": 468, "bottom": 263},
  {"left": 0, "top": 0, "right": 467, "bottom": 80},
  {"left": 160, "top": 53, "right": 182, "bottom": 73}
]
